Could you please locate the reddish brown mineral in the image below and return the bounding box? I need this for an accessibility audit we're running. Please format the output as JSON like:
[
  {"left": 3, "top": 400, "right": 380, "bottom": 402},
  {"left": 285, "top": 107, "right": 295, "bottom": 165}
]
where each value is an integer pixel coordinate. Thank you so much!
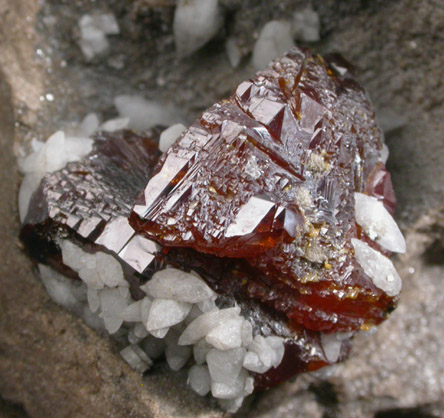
[{"left": 130, "top": 48, "right": 398, "bottom": 333}]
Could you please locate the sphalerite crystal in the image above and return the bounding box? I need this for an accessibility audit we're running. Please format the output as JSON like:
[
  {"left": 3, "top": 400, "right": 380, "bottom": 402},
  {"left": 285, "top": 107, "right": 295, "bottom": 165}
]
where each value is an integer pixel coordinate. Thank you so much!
[
  {"left": 20, "top": 47, "right": 405, "bottom": 400},
  {"left": 130, "top": 47, "right": 404, "bottom": 333}
]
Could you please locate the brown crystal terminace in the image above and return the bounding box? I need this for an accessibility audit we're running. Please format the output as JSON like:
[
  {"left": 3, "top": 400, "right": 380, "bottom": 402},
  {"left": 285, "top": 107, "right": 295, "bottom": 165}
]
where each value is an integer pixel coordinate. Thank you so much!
[
  {"left": 20, "top": 129, "right": 334, "bottom": 389},
  {"left": 130, "top": 47, "right": 398, "bottom": 333}
]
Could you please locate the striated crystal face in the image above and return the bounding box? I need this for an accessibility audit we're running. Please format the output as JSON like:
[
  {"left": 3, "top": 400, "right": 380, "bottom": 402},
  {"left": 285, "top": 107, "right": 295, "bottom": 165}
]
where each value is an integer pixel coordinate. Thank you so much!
[{"left": 130, "top": 47, "right": 399, "bottom": 333}]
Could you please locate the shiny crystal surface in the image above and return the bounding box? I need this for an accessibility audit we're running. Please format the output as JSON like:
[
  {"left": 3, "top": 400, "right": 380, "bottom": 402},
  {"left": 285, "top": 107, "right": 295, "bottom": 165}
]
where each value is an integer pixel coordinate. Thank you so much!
[{"left": 131, "top": 47, "right": 397, "bottom": 333}]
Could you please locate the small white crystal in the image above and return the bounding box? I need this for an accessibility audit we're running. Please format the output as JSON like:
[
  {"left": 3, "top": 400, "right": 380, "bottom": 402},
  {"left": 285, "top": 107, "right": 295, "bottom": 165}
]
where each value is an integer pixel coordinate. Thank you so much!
[
  {"left": 265, "top": 336, "right": 285, "bottom": 368},
  {"left": 150, "top": 327, "right": 170, "bottom": 339},
  {"left": 95, "top": 252, "right": 127, "bottom": 288},
  {"left": 120, "top": 345, "right": 152, "bottom": 373},
  {"left": 241, "top": 320, "right": 253, "bottom": 347},
  {"left": 211, "top": 368, "right": 248, "bottom": 400},
  {"left": 178, "top": 307, "right": 241, "bottom": 345},
  {"left": 99, "top": 288, "right": 128, "bottom": 334},
  {"left": 188, "top": 365, "right": 211, "bottom": 396},
  {"left": 193, "top": 339, "right": 213, "bottom": 365},
  {"left": 252, "top": 21, "right": 295, "bottom": 70},
  {"left": 38, "top": 264, "right": 84, "bottom": 311},
  {"left": 122, "top": 300, "right": 143, "bottom": 322},
  {"left": 225, "top": 37, "right": 241, "bottom": 68},
  {"left": 146, "top": 299, "right": 192, "bottom": 331},
  {"left": 78, "top": 13, "right": 119, "bottom": 60},
  {"left": 206, "top": 347, "right": 246, "bottom": 386},
  {"left": 354, "top": 192, "right": 406, "bottom": 253},
  {"left": 87, "top": 287, "right": 100, "bottom": 313},
  {"left": 18, "top": 174, "right": 43, "bottom": 222},
  {"left": 114, "top": 95, "right": 184, "bottom": 131},
  {"left": 165, "top": 342, "right": 192, "bottom": 371},
  {"left": 243, "top": 335, "right": 284, "bottom": 373},
  {"left": 352, "top": 238, "right": 402, "bottom": 297},
  {"left": 100, "top": 117, "right": 130, "bottom": 132},
  {"left": 159, "top": 124, "right": 186, "bottom": 153},
  {"left": 320, "top": 332, "right": 352, "bottom": 363},
  {"left": 173, "top": 0, "right": 222, "bottom": 57},
  {"left": 78, "top": 263, "right": 104, "bottom": 290},
  {"left": 78, "top": 113, "right": 100, "bottom": 137},
  {"left": 292, "top": 8, "right": 320, "bottom": 42},
  {"left": 141, "top": 268, "right": 215, "bottom": 303},
  {"left": 206, "top": 318, "right": 244, "bottom": 350},
  {"left": 134, "top": 322, "right": 150, "bottom": 339},
  {"left": 128, "top": 328, "right": 143, "bottom": 345},
  {"left": 140, "top": 296, "right": 152, "bottom": 326}
]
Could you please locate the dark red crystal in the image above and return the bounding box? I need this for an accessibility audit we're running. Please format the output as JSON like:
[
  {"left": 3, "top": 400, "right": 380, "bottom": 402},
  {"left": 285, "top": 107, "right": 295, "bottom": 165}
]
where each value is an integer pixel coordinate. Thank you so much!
[{"left": 130, "top": 47, "right": 397, "bottom": 333}]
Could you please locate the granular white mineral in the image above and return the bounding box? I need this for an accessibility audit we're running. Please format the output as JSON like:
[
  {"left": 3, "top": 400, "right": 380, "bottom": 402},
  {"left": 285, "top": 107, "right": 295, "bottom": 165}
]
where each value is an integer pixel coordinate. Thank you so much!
[
  {"left": 158, "top": 124, "right": 186, "bottom": 153},
  {"left": 292, "top": 8, "right": 321, "bottom": 42},
  {"left": 78, "top": 13, "right": 119, "bottom": 60},
  {"left": 354, "top": 192, "right": 406, "bottom": 253},
  {"left": 352, "top": 238, "right": 402, "bottom": 297},
  {"left": 320, "top": 332, "right": 353, "bottom": 363},
  {"left": 141, "top": 268, "right": 216, "bottom": 303},
  {"left": 173, "top": 0, "right": 223, "bottom": 57},
  {"left": 188, "top": 365, "right": 211, "bottom": 396},
  {"left": 225, "top": 37, "right": 242, "bottom": 68},
  {"left": 120, "top": 345, "right": 152, "bottom": 373},
  {"left": 146, "top": 299, "right": 192, "bottom": 332},
  {"left": 114, "top": 95, "right": 184, "bottom": 131},
  {"left": 252, "top": 20, "right": 295, "bottom": 70}
]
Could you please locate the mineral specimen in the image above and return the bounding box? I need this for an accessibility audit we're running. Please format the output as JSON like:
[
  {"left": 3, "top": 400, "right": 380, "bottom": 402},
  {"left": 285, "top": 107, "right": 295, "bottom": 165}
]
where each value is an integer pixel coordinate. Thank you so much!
[{"left": 20, "top": 47, "right": 405, "bottom": 409}]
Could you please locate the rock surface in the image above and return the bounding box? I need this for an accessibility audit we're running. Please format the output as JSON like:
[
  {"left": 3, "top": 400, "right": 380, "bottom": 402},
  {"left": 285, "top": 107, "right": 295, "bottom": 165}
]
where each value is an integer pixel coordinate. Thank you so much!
[{"left": 1, "top": 0, "right": 444, "bottom": 417}]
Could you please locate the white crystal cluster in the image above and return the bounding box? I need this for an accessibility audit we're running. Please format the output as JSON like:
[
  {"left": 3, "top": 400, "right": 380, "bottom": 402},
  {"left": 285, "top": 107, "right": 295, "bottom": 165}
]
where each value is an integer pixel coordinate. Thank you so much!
[
  {"left": 252, "top": 9, "right": 321, "bottom": 70},
  {"left": 78, "top": 12, "right": 120, "bottom": 60},
  {"left": 173, "top": 0, "right": 223, "bottom": 57},
  {"left": 49, "top": 240, "right": 286, "bottom": 412},
  {"left": 352, "top": 192, "right": 405, "bottom": 297}
]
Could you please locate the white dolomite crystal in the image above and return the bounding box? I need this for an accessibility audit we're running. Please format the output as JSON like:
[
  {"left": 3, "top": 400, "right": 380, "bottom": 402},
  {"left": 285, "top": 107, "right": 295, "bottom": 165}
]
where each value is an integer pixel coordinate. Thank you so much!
[
  {"left": 252, "top": 21, "right": 295, "bottom": 70},
  {"left": 320, "top": 332, "right": 353, "bottom": 363},
  {"left": 120, "top": 345, "right": 152, "bottom": 374},
  {"left": 188, "top": 365, "right": 211, "bottom": 396},
  {"left": 206, "top": 347, "right": 246, "bottom": 386},
  {"left": 193, "top": 339, "right": 213, "bottom": 365},
  {"left": 354, "top": 192, "right": 406, "bottom": 253},
  {"left": 114, "top": 95, "right": 184, "bottom": 131},
  {"left": 173, "top": 0, "right": 222, "bottom": 57},
  {"left": 205, "top": 318, "right": 244, "bottom": 350},
  {"left": 99, "top": 288, "right": 129, "bottom": 334},
  {"left": 352, "top": 238, "right": 402, "bottom": 297},
  {"left": 141, "top": 268, "right": 215, "bottom": 303},
  {"left": 122, "top": 300, "right": 143, "bottom": 322},
  {"left": 146, "top": 299, "right": 192, "bottom": 331},
  {"left": 178, "top": 307, "right": 241, "bottom": 345},
  {"left": 159, "top": 124, "right": 186, "bottom": 153},
  {"left": 211, "top": 368, "right": 248, "bottom": 399}
]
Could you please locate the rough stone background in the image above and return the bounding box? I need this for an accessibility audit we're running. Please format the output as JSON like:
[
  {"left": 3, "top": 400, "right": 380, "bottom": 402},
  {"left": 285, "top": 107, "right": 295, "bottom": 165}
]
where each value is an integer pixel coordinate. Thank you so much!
[{"left": 1, "top": 0, "right": 444, "bottom": 417}]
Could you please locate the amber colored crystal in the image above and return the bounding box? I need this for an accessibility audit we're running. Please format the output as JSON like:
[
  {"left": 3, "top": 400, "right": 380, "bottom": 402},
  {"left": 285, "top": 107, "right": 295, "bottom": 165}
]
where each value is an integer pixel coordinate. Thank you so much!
[{"left": 130, "top": 47, "right": 397, "bottom": 333}]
